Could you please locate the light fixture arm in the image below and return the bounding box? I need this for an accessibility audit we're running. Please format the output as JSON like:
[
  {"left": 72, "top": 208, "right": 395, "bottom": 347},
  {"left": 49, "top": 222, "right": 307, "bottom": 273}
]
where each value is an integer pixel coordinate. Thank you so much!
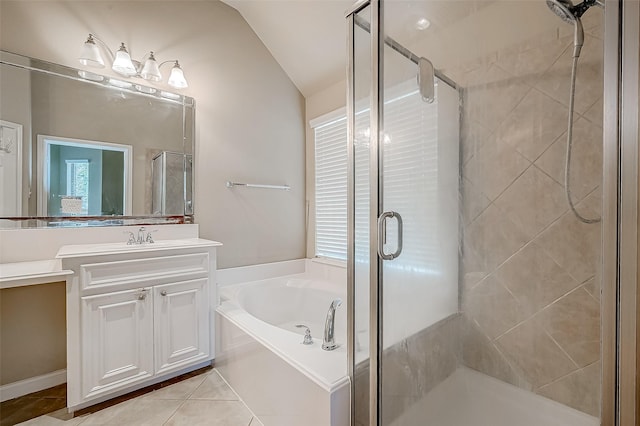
[
  {"left": 87, "top": 34, "right": 115, "bottom": 63},
  {"left": 158, "top": 60, "right": 180, "bottom": 68}
]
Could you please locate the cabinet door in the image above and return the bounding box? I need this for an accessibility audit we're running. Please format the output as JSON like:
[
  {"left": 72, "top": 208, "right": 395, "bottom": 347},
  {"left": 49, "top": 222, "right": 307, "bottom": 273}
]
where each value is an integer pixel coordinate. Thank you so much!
[
  {"left": 154, "top": 278, "right": 209, "bottom": 375},
  {"left": 81, "top": 288, "right": 154, "bottom": 399}
]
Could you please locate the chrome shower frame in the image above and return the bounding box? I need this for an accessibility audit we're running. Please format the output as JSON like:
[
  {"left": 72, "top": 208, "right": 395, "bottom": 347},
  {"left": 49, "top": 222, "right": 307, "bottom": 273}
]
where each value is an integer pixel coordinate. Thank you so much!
[
  {"left": 345, "top": 0, "right": 638, "bottom": 424},
  {"left": 606, "top": 0, "right": 639, "bottom": 423}
]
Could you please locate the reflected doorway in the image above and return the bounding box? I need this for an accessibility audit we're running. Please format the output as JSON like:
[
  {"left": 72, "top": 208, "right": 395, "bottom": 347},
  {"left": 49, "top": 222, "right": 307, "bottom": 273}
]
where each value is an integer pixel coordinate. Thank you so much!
[{"left": 38, "top": 135, "right": 132, "bottom": 216}]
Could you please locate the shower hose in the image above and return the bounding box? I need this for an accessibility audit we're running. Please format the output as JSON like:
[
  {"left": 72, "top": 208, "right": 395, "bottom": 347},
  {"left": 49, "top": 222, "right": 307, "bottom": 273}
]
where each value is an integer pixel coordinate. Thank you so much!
[{"left": 564, "top": 54, "right": 601, "bottom": 224}]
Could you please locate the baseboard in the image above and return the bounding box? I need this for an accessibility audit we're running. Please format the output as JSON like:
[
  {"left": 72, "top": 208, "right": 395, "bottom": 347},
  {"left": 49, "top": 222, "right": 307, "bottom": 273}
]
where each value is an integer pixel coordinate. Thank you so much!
[{"left": 0, "top": 369, "right": 67, "bottom": 402}]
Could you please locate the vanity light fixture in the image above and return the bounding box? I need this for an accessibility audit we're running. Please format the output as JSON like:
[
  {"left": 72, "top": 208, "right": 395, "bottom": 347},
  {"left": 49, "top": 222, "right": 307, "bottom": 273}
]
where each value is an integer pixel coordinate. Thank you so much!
[{"left": 78, "top": 34, "right": 188, "bottom": 89}]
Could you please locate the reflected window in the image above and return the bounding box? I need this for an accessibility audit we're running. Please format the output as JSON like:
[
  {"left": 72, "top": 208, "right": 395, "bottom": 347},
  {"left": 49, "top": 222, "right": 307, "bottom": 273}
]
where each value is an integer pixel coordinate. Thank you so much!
[{"left": 65, "top": 159, "right": 90, "bottom": 214}]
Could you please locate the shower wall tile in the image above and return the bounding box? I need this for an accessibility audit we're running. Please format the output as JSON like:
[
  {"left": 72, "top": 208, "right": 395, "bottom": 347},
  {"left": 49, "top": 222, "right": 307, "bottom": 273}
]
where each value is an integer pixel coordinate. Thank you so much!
[
  {"left": 460, "top": 116, "right": 492, "bottom": 165},
  {"left": 534, "top": 205, "right": 601, "bottom": 283},
  {"left": 493, "top": 165, "right": 567, "bottom": 239},
  {"left": 462, "top": 138, "right": 531, "bottom": 201},
  {"left": 539, "top": 287, "right": 600, "bottom": 367},
  {"left": 464, "top": 64, "right": 531, "bottom": 133},
  {"left": 493, "top": 242, "right": 580, "bottom": 314},
  {"left": 462, "top": 275, "right": 528, "bottom": 340},
  {"left": 581, "top": 185, "right": 603, "bottom": 217},
  {"left": 460, "top": 177, "right": 490, "bottom": 225},
  {"left": 583, "top": 276, "right": 600, "bottom": 302},
  {"left": 494, "top": 89, "right": 569, "bottom": 162},
  {"left": 583, "top": 96, "right": 603, "bottom": 128},
  {"left": 495, "top": 319, "right": 577, "bottom": 388},
  {"left": 458, "top": 20, "right": 603, "bottom": 416},
  {"left": 460, "top": 316, "right": 531, "bottom": 390},
  {"left": 381, "top": 314, "right": 460, "bottom": 425},
  {"left": 534, "top": 34, "right": 603, "bottom": 115},
  {"left": 461, "top": 243, "right": 488, "bottom": 291},
  {"left": 537, "top": 362, "right": 601, "bottom": 417},
  {"left": 464, "top": 204, "right": 529, "bottom": 271},
  {"left": 535, "top": 118, "right": 603, "bottom": 202},
  {"left": 494, "top": 33, "right": 570, "bottom": 83}
]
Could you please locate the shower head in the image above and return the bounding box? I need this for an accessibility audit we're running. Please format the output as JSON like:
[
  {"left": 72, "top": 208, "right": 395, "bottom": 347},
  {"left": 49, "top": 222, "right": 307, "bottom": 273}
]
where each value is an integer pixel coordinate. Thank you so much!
[
  {"left": 546, "top": 0, "right": 577, "bottom": 23},
  {"left": 546, "top": 0, "right": 584, "bottom": 58}
]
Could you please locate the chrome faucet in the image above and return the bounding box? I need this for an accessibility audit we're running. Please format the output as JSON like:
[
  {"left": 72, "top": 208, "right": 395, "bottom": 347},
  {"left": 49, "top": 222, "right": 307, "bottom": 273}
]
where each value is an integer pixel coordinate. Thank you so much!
[
  {"left": 322, "top": 298, "right": 342, "bottom": 351},
  {"left": 137, "top": 227, "right": 146, "bottom": 244},
  {"left": 125, "top": 227, "right": 155, "bottom": 245}
]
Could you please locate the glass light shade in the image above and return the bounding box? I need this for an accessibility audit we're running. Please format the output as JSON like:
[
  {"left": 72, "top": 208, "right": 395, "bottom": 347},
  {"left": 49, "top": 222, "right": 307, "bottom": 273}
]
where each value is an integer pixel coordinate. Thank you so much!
[
  {"left": 111, "top": 43, "right": 137, "bottom": 76},
  {"left": 78, "top": 37, "right": 105, "bottom": 68},
  {"left": 167, "top": 62, "right": 188, "bottom": 89},
  {"left": 140, "top": 52, "right": 162, "bottom": 82}
]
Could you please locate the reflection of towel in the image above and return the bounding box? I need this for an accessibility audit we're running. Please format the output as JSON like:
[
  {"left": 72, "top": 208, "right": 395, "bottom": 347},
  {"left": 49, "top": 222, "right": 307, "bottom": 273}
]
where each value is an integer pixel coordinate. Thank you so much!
[{"left": 61, "top": 197, "right": 83, "bottom": 214}]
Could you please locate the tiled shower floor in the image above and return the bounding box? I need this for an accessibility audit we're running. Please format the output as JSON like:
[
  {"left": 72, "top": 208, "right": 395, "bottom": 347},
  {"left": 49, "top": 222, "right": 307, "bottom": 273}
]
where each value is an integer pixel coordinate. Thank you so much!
[{"left": 2, "top": 368, "right": 262, "bottom": 426}]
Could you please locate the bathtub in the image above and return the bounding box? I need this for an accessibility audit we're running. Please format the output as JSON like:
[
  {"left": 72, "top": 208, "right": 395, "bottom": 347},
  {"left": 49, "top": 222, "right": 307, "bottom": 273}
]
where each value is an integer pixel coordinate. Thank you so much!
[{"left": 215, "top": 259, "right": 349, "bottom": 426}]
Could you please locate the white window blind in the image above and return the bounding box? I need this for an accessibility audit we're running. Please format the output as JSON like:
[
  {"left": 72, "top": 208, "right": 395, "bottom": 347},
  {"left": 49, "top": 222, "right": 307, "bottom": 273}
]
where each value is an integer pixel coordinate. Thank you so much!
[
  {"left": 313, "top": 80, "right": 452, "bottom": 266},
  {"left": 314, "top": 116, "right": 348, "bottom": 260}
]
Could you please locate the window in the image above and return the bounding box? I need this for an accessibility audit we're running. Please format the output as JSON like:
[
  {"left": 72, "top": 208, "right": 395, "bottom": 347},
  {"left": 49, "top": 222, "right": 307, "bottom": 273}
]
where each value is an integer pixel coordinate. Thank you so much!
[
  {"left": 313, "top": 114, "right": 348, "bottom": 260},
  {"left": 312, "top": 80, "right": 454, "bottom": 268},
  {"left": 65, "top": 159, "right": 90, "bottom": 214}
]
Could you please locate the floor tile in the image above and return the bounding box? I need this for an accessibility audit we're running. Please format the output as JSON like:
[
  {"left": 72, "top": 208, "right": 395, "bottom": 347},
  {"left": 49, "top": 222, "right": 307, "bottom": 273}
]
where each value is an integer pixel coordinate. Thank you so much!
[
  {"left": 189, "top": 370, "right": 238, "bottom": 401},
  {"left": 165, "top": 400, "right": 252, "bottom": 426},
  {"left": 16, "top": 412, "right": 86, "bottom": 426},
  {"left": 249, "top": 417, "right": 264, "bottom": 426},
  {"left": 145, "top": 374, "right": 207, "bottom": 400},
  {"left": 79, "top": 398, "right": 182, "bottom": 425}
]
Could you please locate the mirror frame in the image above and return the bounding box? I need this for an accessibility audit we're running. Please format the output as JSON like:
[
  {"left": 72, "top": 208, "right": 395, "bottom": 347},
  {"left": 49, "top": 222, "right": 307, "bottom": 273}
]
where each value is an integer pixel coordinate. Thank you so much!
[{"left": 0, "top": 50, "right": 195, "bottom": 228}]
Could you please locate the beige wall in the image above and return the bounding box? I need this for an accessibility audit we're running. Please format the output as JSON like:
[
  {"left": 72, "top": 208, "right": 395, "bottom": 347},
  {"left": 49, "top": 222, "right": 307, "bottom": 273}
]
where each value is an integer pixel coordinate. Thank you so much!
[
  {"left": 0, "top": 0, "right": 306, "bottom": 269},
  {"left": 0, "top": 282, "right": 66, "bottom": 385}
]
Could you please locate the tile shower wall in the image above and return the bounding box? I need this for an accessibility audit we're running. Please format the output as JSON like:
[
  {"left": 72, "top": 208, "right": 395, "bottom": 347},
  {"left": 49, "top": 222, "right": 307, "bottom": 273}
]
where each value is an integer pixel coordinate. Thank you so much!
[
  {"left": 354, "top": 314, "right": 460, "bottom": 426},
  {"left": 455, "top": 10, "right": 603, "bottom": 417}
]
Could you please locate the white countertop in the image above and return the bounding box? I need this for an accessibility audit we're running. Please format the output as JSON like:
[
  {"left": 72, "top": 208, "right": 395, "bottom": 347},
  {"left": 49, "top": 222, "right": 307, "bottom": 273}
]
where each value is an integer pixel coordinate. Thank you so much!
[
  {"left": 56, "top": 238, "right": 222, "bottom": 259},
  {"left": 0, "top": 260, "right": 73, "bottom": 289},
  {"left": 0, "top": 238, "right": 222, "bottom": 289}
]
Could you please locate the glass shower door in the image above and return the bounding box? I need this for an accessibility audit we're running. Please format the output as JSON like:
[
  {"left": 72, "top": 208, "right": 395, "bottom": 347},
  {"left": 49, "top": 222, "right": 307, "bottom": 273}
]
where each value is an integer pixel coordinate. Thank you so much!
[
  {"left": 349, "top": 0, "right": 606, "bottom": 425},
  {"left": 378, "top": 9, "right": 460, "bottom": 424}
]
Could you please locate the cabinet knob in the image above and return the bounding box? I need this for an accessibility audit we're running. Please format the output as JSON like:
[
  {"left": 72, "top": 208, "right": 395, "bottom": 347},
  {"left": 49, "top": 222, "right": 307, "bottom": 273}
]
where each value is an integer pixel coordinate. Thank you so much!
[
  {"left": 137, "top": 288, "right": 148, "bottom": 300},
  {"left": 160, "top": 290, "right": 167, "bottom": 296}
]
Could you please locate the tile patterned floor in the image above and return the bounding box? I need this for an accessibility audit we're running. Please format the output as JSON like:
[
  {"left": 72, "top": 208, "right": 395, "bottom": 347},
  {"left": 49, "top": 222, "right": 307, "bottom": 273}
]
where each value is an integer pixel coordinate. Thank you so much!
[{"left": 2, "top": 368, "right": 263, "bottom": 426}]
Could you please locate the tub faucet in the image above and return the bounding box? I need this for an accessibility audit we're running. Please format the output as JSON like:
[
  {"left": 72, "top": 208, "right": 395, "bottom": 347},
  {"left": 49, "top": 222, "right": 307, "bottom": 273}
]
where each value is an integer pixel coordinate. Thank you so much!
[{"left": 322, "top": 298, "right": 342, "bottom": 351}]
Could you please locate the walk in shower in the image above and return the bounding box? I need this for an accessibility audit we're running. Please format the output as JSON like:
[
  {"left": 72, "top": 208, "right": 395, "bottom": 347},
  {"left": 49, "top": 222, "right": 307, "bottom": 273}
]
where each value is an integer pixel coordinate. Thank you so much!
[{"left": 347, "top": 1, "right": 610, "bottom": 424}]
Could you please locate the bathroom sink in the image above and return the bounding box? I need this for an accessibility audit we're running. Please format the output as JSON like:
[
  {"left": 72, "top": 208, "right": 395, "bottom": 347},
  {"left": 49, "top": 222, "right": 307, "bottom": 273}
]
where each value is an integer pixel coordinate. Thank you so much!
[{"left": 56, "top": 238, "right": 222, "bottom": 258}]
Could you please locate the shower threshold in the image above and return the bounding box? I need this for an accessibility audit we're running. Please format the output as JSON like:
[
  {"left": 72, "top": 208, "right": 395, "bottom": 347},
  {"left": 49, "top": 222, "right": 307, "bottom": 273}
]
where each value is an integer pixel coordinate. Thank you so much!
[{"left": 389, "top": 367, "right": 598, "bottom": 426}]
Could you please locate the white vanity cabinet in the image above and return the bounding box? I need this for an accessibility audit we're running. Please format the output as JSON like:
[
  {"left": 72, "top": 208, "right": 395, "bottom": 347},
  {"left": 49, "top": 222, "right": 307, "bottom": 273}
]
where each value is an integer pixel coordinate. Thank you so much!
[
  {"left": 58, "top": 239, "right": 220, "bottom": 411},
  {"left": 153, "top": 278, "right": 209, "bottom": 376},
  {"left": 81, "top": 288, "right": 154, "bottom": 399}
]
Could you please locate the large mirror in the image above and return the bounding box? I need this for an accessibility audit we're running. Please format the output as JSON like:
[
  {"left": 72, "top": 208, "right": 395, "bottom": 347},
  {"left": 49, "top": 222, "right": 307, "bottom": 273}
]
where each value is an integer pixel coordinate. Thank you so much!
[{"left": 0, "top": 50, "right": 194, "bottom": 228}]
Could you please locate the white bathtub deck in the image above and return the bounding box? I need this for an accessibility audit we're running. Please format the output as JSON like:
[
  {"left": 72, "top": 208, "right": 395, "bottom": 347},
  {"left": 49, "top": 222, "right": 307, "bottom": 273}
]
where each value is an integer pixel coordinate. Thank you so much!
[{"left": 388, "top": 367, "right": 599, "bottom": 426}]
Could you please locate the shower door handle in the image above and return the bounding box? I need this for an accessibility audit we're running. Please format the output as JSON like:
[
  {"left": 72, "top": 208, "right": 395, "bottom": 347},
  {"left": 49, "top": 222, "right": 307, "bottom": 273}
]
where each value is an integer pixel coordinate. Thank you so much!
[{"left": 377, "top": 211, "right": 403, "bottom": 260}]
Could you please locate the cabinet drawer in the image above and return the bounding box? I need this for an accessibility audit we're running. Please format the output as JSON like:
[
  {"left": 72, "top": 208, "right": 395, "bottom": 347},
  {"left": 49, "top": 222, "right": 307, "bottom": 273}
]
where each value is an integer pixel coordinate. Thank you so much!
[{"left": 80, "top": 253, "right": 209, "bottom": 293}]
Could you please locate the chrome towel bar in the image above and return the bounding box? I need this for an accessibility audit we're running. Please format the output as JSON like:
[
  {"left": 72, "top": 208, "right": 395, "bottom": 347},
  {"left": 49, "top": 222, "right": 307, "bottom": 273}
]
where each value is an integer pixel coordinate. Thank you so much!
[{"left": 226, "top": 181, "right": 290, "bottom": 191}]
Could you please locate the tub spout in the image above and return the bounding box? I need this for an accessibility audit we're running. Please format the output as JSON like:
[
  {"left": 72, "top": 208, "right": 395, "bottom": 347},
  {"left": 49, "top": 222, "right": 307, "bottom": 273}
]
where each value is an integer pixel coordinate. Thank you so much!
[{"left": 322, "top": 298, "right": 342, "bottom": 351}]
